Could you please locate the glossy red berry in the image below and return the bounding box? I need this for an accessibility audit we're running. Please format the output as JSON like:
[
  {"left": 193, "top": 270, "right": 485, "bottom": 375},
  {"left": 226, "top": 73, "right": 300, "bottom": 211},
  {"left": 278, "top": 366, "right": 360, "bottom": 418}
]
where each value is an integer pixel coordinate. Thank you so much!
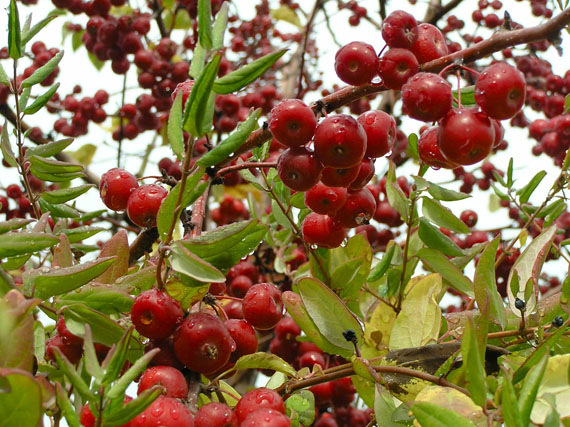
[
  {"left": 99, "top": 168, "right": 139, "bottom": 211},
  {"left": 333, "top": 187, "right": 377, "bottom": 228},
  {"left": 348, "top": 157, "right": 375, "bottom": 190},
  {"left": 357, "top": 110, "right": 396, "bottom": 158},
  {"left": 401, "top": 72, "right": 453, "bottom": 122},
  {"left": 381, "top": 10, "right": 418, "bottom": 48},
  {"left": 417, "top": 126, "right": 457, "bottom": 169},
  {"left": 460, "top": 210, "right": 478, "bottom": 227},
  {"left": 314, "top": 114, "right": 367, "bottom": 168},
  {"left": 235, "top": 388, "right": 286, "bottom": 423},
  {"left": 6, "top": 184, "right": 23, "bottom": 199},
  {"left": 268, "top": 99, "right": 317, "bottom": 147},
  {"left": 277, "top": 147, "right": 323, "bottom": 191},
  {"left": 131, "top": 396, "right": 194, "bottom": 427},
  {"left": 126, "top": 184, "right": 168, "bottom": 228},
  {"left": 304, "top": 183, "right": 348, "bottom": 216},
  {"left": 137, "top": 366, "right": 188, "bottom": 398},
  {"left": 240, "top": 409, "right": 291, "bottom": 427},
  {"left": 172, "top": 80, "right": 194, "bottom": 107},
  {"left": 410, "top": 23, "right": 448, "bottom": 64},
  {"left": 45, "top": 335, "right": 83, "bottom": 364},
  {"left": 56, "top": 315, "right": 83, "bottom": 346},
  {"left": 242, "top": 283, "right": 283, "bottom": 330},
  {"left": 225, "top": 319, "right": 258, "bottom": 363},
  {"left": 334, "top": 42, "right": 379, "bottom": 86},
  {"left": 173, "top": 312, "right": 236, "bottom": 375},
  {"left": 81, "top": 398, "right": 132, "bottom": 427},
  {"left": 474, "top": 62, "right": 526, "bottom": 120},
  {"left": 378, "top": 48, "right": 419, "bottom": 90},
  {"left": 194, "top": 402, "right": 238, "bottom": 427},
  {"left": 131, "top": 288, "right": 183, "bottom": 340},
  {"left": 301, "top": 212, "right": 347, "bottom": 248},
  {"left": 320, "top": 164, "right": 361, "bottom": 188}
]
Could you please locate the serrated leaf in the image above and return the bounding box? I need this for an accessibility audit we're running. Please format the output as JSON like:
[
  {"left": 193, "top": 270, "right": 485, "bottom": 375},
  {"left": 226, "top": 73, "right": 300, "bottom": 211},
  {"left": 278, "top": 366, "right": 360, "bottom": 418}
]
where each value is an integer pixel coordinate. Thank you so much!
[
  {"left": 0, "top": 232, "right": 58, "bottom": 258},
  {"left": 21, "top": 50, "right": 63, "bottom": 87},
  {"left": 418, "top": 218, "right": 463, "bottom": 257},
  {"left": 213, "top": 49, "right": 287, "bottom": 94},
  {"left": 517, "top": 170, "right": 547, "bottom": 204},
  {"left": 168, "top": 91, "right": 184, "bottom": 159},
  {"left": 231, "top": 352, "right": 296, "bottom": 376},
  {"left": 297, "top": 277, "right": 363, "bottom": 353},
  {"left": 170, "top": 241, "right": 226, "bottom": 283},
  {"left": 422, "top": 197, "right": 469, "bottom": 234},
  {"left": 212, "top": 2, "right": 229, "bottom": 50},
  {"left": 1, "top": 124, "right": 18, "bottom": 168},
  {"left": 418, "top": 248, "right": 473, "bottom": 296},
  {"left": 411, "top": 402, "right": 476, "bottom": 427},
  {"left": 8, "top": 0, "right": 22, "bottom": 60},
  {"left": 197, "top": 109, "right": 261, "bottom": 167},
  {"left": 41, "top": 184, "right": 94, "bottom": 204},
  {"left": 56, "top": 284, "right": 133, "bottom": 314},
  {"left": 21, "top": 14, "right": 58, "bottom": 46},
  {"left": 23, "top": 83, "right": 60, "bottom": 115},
  {"left": 26, "top": 138, "right": 73, "bottom": 158}
]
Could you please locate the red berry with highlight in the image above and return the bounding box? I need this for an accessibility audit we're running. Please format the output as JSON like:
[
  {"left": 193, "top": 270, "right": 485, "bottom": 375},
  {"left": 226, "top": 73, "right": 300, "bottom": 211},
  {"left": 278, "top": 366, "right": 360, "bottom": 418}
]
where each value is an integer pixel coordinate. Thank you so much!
[
  {"left": 304, "top": 183, "right": 348, "bottom": 216},
  {"left": 475, "top": 62, "right": 526, "bottom": 120},
  {"left": 268, "top": 99, "right": 317, "bottom": 147},
  {"left": 235, "top": 387, "right": 286, "bottom": 423},
  {"left": 381, "top": 10, "right": 418, "bottom": 49},
  {"left": 402, "top": 72, "right": 453, "bottom": 122},
  {"left": 314, "top": 114, "right": 367, "bottom": 168},
  {"left": 137, "top": 366, "right": 188, "bottom": 398},
  {"left": 126, "top": 184, "right": 168, "bottom": 228},
  {"left": 242, "top": 283, "right": 283, "bottom": 330},
  {"left": 99, "top": 168, "right": 138, "bottom": 211},
  {"left": 131, "top": 288, "right": 183, "bottom": 340},
  {"left": 277, "top": 147, "right": 323, "bottom": 191},
  {"left": 357, "top": 110, "right": 396, "bottom": 158},
  {"left": 301, "top": 212, "right": 347, "bottom": 248},
  {"left": 334, "top": 42, "right": 379, "bottom": 86}
]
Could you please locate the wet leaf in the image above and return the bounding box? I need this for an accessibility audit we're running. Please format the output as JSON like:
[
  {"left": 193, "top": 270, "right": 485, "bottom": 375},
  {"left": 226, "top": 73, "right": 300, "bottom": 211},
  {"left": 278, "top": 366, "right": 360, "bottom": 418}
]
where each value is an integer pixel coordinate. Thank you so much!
[
  {"left": 232, "top": 352, "right": 296, "bottom": 377},
  {"left": 0, "top": 232, "right": 58, "bottom": 258},
  {"left": 474, "top": 238, "right": 506, "bottom": 328}
]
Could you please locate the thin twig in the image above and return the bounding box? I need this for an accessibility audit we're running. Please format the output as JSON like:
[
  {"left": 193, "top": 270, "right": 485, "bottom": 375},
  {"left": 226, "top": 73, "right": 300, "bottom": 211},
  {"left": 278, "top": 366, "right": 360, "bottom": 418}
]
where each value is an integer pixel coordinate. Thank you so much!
[{"left": 296, "top": 0, "right": 325, "bottom": 98}]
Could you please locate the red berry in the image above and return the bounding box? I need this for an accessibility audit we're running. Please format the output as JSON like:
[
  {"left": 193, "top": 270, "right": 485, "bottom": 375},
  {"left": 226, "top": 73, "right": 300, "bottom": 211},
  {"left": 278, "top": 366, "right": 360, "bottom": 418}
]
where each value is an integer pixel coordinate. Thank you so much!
[
  {"left": 173, "top": 312, "right": 236, "bottom": 375},
  {"left": 225, "top": 319, "right": 258, "bottom": 363},
  {"left": 320, "top": 164, "right": 361, "bottom": 188},
  {"left": 378, "top": 48, "right": 419, "bottom": 90},
  {"left": 334, "top": 42, "right": 379, "bottom": 86},
  {"left": 56, "top": 315, "right": 83, "bottom": 347},
  {"left": 381, "top": 10, "right": 418, "bottom": 48},
  {"left": 240, "top": 409, "right": 291, "bottom": 427},
  {"left": 348, "top": 157, "right": 375, "bottom": 190},
  {"left": 417, "top": 126, "right": 457, "bottom": 169},
  {"left": 277, "top": 147, "right": 323, "bottom": 191},
  {"left": 99, "top": 168, "right": 139, "bottom": 211},
  {"left": 235, "top": 388, "right": 286, "bottom": 423},
  {"left": 460, "top": 210, "right": 478, "bottom": 227},
  {"left": 131, "top": 396, "right": 194, "bottom": 427},
  {"left": 357, "top": 111, "right": 396, "bottom": 158},
  {"left": 475, "top": 62, "right": 526, "bottom": 120},
  {"left": 410, "top": 23, "right": 448, "bottom": 64},
  {"left": 314, "top": 114, "right": 367, "bottom": 168},
  {"left": 6, "top": 184, "right": 23, "bottom": 199},
  {"left": 268, "top": 99, "right": 317, "bottom": 147},
  {"left": 304, "top": 183, "right": 348, "bottom": 216},
  {"left": 45, "top": 335, "right": 83, "bottom": 364},
  {"left": 131, "top": 288, "right": 183, "bottom": 340},
  {"left": 194, "top": 402, "right": 238, "bottom": 427},
  {"left": 81, "top": 398, "right": 132, "bottom": 427},
  {"left": 228, "top": 275, "right": 253, "bottom": 298},
  {"left": 138, "top": 366, "right": 188, "bottom": 398},
  {"left": 126, "top": 184, "right": 168, "bottom": 228},
  {"left": 402, "top": 72, "right": 453, "bottom": 122},
  {"left": 301, "top": 212, "right": 347, "bottom": 248},
  {"left": 172, "top": 80, "right": 195, "bottom": 107},
  {"left": 333, "top": 187, "right": 376, "bottom": 228},
  {"left": 242, "top": 283, "right": 283, "bottom": 330}
]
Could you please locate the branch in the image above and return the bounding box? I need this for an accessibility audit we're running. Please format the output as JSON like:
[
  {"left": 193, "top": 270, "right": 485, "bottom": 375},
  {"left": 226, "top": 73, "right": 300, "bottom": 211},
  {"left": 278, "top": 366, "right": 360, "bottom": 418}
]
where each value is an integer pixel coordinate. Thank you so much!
[
  {"left": 128, "top": 227, "right": 159, "bottom": 266},
  {"left": 427, "top": 0, "right": 464, "bottom": 25},
  {"left": 296, "top": 0, "right": 325, "bottom": 98}
]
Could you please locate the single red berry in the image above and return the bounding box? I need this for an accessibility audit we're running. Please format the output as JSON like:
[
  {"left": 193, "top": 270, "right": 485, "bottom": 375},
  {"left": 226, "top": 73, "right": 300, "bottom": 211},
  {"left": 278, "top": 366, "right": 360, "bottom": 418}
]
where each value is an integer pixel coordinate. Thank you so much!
[
  {"left": 268, "top": 99, "right": 317, "bottom": 147},
  {"left": 235, "top": 388, "right": 286, "bottom": 423},
  {"left": 357, "top": 111, "right": 396, "bottom": 158},
  {"left": 131, "top": 396, "right": 194, "bottom": 427},
  {"left": 172, "top": 80, "right": 194, "bottom": 107},
  {"left": 348, "top": 157, "right": 375, "bottom": 190},
  {"left": 194, "top": 402, "right": 238, "bottom": 427},
  {"left": 304, "top": 183, "right": 348, "bottom": 216},
  {"left": 240, "top": 409, "right": 291, "bottom": 427},
  {"left": 401, "top": 72, "right": 453, "bottom": 122},
  {"left": 277, "top": 147, "right": 323, "bottom": 191},
  {"left": 297, "top": 350, "right": 326, "bottom": 370},
  {"left": 137, "top": 366, "right": 188, "bottom": 398},
  {"left": 460, "top": 210, "right": 478, "bottom": 227},
  {"left": 301, "top": 212, "right": 347, "bottom": 248},
  {"left": 274, "top": 316, "right": 301, "bottom": 340},
  {"left": 334, "top": 42, "right": 379, "bottom": 86},
  {"left": 6, "top": 184, "right": 23, "bottom": 199},
  {"left": 410, "top": 23, "right": 448, "bottom": 64},
  {"left": 225, "top": 319, "right": 258, "bottom": 363},
  {"left": 131, "top": 288, "right": 183, "bottom": 340},
  {"left": 320, "top": 164, "right": 361, "bottom": 188},
  {"left": 417, "top": 126, "right": 457, "bottom": 169},
  {"left": 314, "top": 114, "right": 367, "bottom": 168},
  {"left": 228, "top": 274, "right": 253, "bottom": 298},
  {"left": 242, "top": 283, "right": 283, "bottom": 330},
  {"left": 381, "top": 10, "right": 418, "bottom": 49},
  {"left": 378, "top": 48, "right": 419, "bottom": 90},
  {"left": 333, "top": 187, "right": 377, "bottom": 228},
  {"left": 173, "top": 312, "right": 236, "bottom": 375},
  {"left": 56, "top": 315, "right": 83, "bottom": 347},
  {"left": 99, "top": 168, "right": 139, "bottom": 211},
  {"left": 145, "top": 338, "right": 184, "bottom": 370},
  {"left": 45, "top": 335, "right": 83, "bottom": 364},
  {"left": 126, "top": 184, "right": 168, "bottom": 228},
  {"left": 475, "top": 62, "right": 526, "bottom": 120}
]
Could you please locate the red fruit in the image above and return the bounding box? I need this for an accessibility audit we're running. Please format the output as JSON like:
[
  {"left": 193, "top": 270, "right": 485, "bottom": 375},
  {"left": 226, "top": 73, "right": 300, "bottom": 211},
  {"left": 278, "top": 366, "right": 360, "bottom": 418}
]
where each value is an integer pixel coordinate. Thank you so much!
[
  {"left": 277, "top": 147, "right": 323, "bottom": 191},
  {"left": 314, "top": 114, "right": 367, "bottom": 168},
  {"left": 228, "top": 275, "right": 253, "bottom": 298},
  {"left": 401, "top": 72, "right": 453, "bottom": 122},
  {"left": 301, "top": 212, "right": 347, "bottom": 248},
  {"left": 126, "top": 184, "right": 168, "bottom": 228},
  {"left": 268, "top": 99, "right": 317, "bottom": 147},
  {"left": 242, "top": 283, "right": 283, "bottom": 330},
  {"left": 145, "top": 338, "right": 184, "bottom": 370},
  {"left": 334, "top": 42, "right": 379, "bottom": 86},
  {"left": 320, "top": 164, "right": 361, "bottom": 188},
  {"left": 99, "top": 168, "right": 139, "bottom": 211},
  {"left": 240, "top": 409, "right": 291, "bottom": 427},
  {"left": 223, "top": 300, "right": 244, "bottom": 319},
  {"left": 225, "top": 319, "right": 258, "bottom": 363},
  {"left": 131, "top": 288, "right": 183, "bottom": 340},
  {"left": 297, "top": 350, "right": 326, "bottom": 369},
  {"left": 274, "top": 316, "right": 301, "bottom": 340},
  {"left": 378, "top": 48, "right": 419, "bottom": 90},
  {"left": 304, "top": 183, "right": 348, "bottom": 216},
  {"left": 172, "top": 80, "right": 194, "bottom": 107},
  {"left": 45, "top": 335, "right": 83, "bottom": 364},
  {"left": 410, "top": 23, "right": 448, "bottom": 64},
  {"left": 194, "top": 402, "right": 238, "bottom": 427},
  {"left": 438, "top": 108, "right": 494, "bottom": 165},
  {"left": 381, "top": 10, "right": 418, "bottom": 48},
  {"left": 348, "top": 157, "right": 375, "bottom": 190},
  {"left": 357, "top": 111, "right": 396, "bottom": 158},
  {"left": 333, "top": 187, "right": 376, "bottom": 228},
  {"left": 138, "top": 366, "right": 188, "bottom": 398},
  {"left": 475, "top": 62, "right": 526, "bottom": 120},
  {"left": 417, "top": 126, "right": 457, "bottom": 169},
  {"left": 235, "top": 388, "right": 286, "bottom": 423},
  {"left": 491, "top": 119, "right": 505, "bottom": 147},
  {"left": 80, "top": 397, "right": 132, "bottom": 427},
  {"left": 173, "top": 312, "right": 236, "bottom": 375},
  {"left": 56, "top": 315, "right": 83, "bottom": 346},
  {"left": 310, "top": 381, "right": 335, "bottom": 407},
  {"left": 131, "top": 396, "right": 194, "bottom": 427},
  {"left": 460, "top": 210, "right": 478, "bottom": 227}
]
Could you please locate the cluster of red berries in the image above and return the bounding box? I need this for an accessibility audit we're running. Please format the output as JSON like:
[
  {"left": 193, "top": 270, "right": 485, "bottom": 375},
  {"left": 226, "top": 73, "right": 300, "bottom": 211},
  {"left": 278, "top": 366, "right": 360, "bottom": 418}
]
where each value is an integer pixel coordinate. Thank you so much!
[
  {"left": 337, "top": 1, "right": 368, "bottom": 27},
  {"left": 99, "top": 168, "right": 168, "bottom": 228},
  {"left": 211, "top": 195, "right": 250, "bottom": 226},
  {"left": 0, "top": 184, "right": 36, "bottom": 220},
  {"left": 54, "top": 86, "right": 109, "bottom": 137}
]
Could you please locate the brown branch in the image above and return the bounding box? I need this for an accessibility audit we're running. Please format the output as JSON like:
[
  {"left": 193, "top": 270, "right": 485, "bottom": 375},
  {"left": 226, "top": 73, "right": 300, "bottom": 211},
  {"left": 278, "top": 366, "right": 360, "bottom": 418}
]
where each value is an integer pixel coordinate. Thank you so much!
[
  {"left": 296, "top": 0, "right": 325, "bottom": 98},
  {"left": 128, "top": 227, "right": 158, "bottom": 266},
  {"left": 216, "top": 161, "right": 277, "bottom": 178},
  {"left": 427, "top": 0, "right": 464, "bottom": 25}
]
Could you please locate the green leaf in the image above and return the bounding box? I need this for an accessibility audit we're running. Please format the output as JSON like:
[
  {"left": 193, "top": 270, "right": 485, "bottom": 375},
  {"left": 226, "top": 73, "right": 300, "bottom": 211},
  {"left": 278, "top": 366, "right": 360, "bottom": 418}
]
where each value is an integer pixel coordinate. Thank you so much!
[
  {"left": 297, "top": 277, "right": 363, "bottom": 353},
  {"left": 407, "top": 133, "right": 419, "bottom": 160},
  {"left": 271, "top": 5, "right": 302, "bottom": 27},
  {"left": 41, "top": 184, "right": 94, "bottom": 204},
  {"left": 168, "top": 91, "right": 184, "bottom": 159},
  {"left": 411, "top": 402, "right": 476, "bottom": 427},
  {"left": 212, "top": 49, "right": 287, "bottom": 94},
  {"left": 452, "top": 85, "right": 476, "bottom": 107},
  {"left": 170, "top": 241, "right": 226, "bottom": 283},
  {"left": 212, "top": 2, "right": 229, "bottom": 50},
  {"left": 385, "top": 161, "right": 408, "bottom": 221},
  {"left": 517, "top": 170, "right": 547, "bottom": 204},
  {"left": 507, "top": 158, "right": 514, "bottom": 188},
  {"left": 24, "top": 257, "right": 115, "bottom": 299},
  {"left": 425, "top": 180, "right": 470, "bottom": 201},
  {"left": 83, "top": 325, "right": 104, "bottom": 383},
  {"left": 57, "top": 284, "right": 133, "bottom": 314},
  {"left": 422, "top": 197, "right": 470, "bottom": 234},
  {"left": 231, "top": 352, "right": 296, "bottom": 376},
  {"left": 418, "top": 218, "right": 463, "bottom": 257},
  {"left": 21, "top": 14, "right": 58, "bottom": 46},
  {"left": 21, "top": 50, "right": 64, "bottom": 87},
  {"left": 0, "top": 64, "right": 10, "bottom": 87},
  {"left": 197, "top": 109, "right": 261, "bottom": 167},
  {"left": 565, "top": 93, "right": 570, "bottom": 114},
  {"left": 38, "top": 199, "right": 80, "bottom": 219},
  {"left": 55, "top": 383, "right": 80, "bottom": 427},
  {"left": 107, "top": 349, "right": 159, "bottom": 400},
  {"left": 87, "top": 51, "right": 105, "bottom": 70},
  {"left": 61, "top": 226, "right": 104, "bottom": 243},
  {"left": 0, "top": 219, "right": 34, "bottom": 235},
  {"left": 105, "top": 388, "right": 162, "bottom": 427},
  {"left": 52, "top": 349, "right": 95, "bottom": 402},
  {"left": 29, "top": 155, "right": 83, "bottom": 174},
  {"left": 0, "top": 232, "right": 58, "bottom": 258},
  {"left": 189, "top": 42, "right": 206, "bottom": 79},
  {"left": 165, "top": 278, "right": 209, "bottom": 310},
  {"left": 198, "top": 0, "right": 213, "bottom": 49},
  {"left": 8, "top": 0, "right": 22, "bottom": 60},
  {"left": 101, "top": 327, "right": 135, "bottom": 386},
  {"left": 286, "top": 390, "right": 315, "bottom": 427},
  {"left": 0, "top": 369, "right": 43, "bottom": 426},
  {"left": 19, "top": 87, "right": 31, "bottom": 112},
  {"left": 31, "top": 170, "right": 84, "bottom": 183},
  {"left": 519, "top": 353, "right": 549, "bottom": 425},
  {"left": 23, "top": 83, "right": 60, "bottom": 115},
  {"left": 178, "top": 220, "right": 267, "bottom": 273},
  {"left": 184, "top": 54, "right": 221, "bottom": 138},
  {"left": 112, "top": 266, "right": 156, "bottom": 293},
  {"left": 417, "top": 248, "right": 474, "bottom": 296},
  {"left": 473, "top": 237, "right": 506, "bottom": 328},
  {"left": 502, "top": 373, "right": 524, "bottom": 427},
  {"left": 461, "top": 319, "right": 486, "bottom": 406},
  {"left": 374, "top": 385, "right": 399, "bottom": 427},
  {"left": 25, "top": 138, "right": 73, "bottom": 158},
  {"left": 1, "top": 124, "right": 18, "bottom": 168}
]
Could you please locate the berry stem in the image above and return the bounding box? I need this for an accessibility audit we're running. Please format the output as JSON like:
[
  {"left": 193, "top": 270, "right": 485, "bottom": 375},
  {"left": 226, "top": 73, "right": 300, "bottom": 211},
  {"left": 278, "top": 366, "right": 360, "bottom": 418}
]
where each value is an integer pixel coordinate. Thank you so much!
[{"left": 216, "top": 161, "right": 277, "bottom": 178}]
